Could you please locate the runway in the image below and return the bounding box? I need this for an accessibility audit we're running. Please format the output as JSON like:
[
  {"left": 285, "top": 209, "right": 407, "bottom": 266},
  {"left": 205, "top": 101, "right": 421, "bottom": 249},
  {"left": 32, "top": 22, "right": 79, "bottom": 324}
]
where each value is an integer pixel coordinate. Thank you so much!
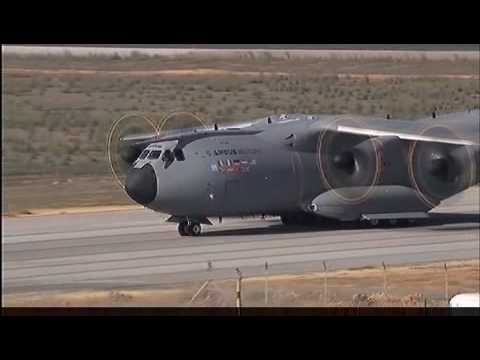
[{"left": 2, "top": 188, "right": 479, "bottom": 295}]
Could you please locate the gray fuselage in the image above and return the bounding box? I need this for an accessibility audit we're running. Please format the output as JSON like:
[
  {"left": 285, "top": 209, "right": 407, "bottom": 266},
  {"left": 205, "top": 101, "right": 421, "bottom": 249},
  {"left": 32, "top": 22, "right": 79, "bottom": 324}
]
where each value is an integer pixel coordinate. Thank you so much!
[{"left": 125, "top": 111, "right": 479, "bottom": 221}]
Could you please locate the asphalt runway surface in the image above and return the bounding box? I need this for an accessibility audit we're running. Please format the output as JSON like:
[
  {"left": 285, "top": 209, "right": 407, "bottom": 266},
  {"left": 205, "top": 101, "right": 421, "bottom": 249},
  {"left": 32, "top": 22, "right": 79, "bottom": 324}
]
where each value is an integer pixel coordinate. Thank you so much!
[{"left": 2, "top": 188, "right": 479, "bottom": 294}]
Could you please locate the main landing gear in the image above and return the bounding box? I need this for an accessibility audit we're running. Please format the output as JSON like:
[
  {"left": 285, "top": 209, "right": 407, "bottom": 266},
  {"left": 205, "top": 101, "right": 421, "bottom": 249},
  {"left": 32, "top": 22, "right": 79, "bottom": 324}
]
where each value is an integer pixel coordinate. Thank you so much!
[
  {"left": 280, "top": 212, "right": 323, "bottom": 226},
  {"left": 363, "top": 218, "right": 417, "bottom": 228},
  {"left": 281, "top": 212, "right": 419, "bottom": 229},
  {"left": 178, "top": 221, "right": 202, "bottom": 236}
]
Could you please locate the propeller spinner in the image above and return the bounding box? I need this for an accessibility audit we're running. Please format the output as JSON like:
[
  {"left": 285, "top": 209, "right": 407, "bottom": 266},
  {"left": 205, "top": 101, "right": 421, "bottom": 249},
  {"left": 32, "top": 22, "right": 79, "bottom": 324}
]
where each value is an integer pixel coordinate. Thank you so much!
[
  {"left": 409, "top": 125, "right": 478, "bottom": 206},
  {"left": 317, "top": 118, "right": 382, "bottom": 203}
]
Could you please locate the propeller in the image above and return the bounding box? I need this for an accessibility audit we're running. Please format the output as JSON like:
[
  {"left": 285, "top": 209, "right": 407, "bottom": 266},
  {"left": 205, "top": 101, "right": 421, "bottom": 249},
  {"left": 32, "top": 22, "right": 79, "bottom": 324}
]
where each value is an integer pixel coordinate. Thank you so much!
[
  {"left": 317, "top": 118, "right": 382, "bottom": 203},
  {"left": 107, "top": 113, "right": 159, "bottom": 190},
  {"left": 408, "top": 125, "right": 478, "bottom": 206},
  {"left": 107, "top": 112, "right": 207, "bottom": 190}
]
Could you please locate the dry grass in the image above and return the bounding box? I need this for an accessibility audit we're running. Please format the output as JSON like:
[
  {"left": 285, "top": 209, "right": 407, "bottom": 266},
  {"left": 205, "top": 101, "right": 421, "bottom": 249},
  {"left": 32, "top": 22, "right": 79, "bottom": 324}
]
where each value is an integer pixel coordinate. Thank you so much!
[
  {"left": 3, "top": 53, "right": 480, "bottom": 213},
  {"left": 4, "top": 260, "right": 478, "bottom": 307},
  {"left": 2, "top": 175, "right": 132, "bottom": 214}
]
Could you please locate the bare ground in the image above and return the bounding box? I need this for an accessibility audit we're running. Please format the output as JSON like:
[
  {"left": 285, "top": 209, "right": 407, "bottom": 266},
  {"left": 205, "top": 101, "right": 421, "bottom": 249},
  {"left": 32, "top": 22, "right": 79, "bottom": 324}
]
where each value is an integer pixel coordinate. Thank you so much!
[
  {"left": 4, "top": 68, "right": 479, "bottom": 80},
  {"left": 2, "top": 175, "right": 133, "bottom": 215},
  {"left": 2, "top": 68, "right": 290, "bottom": 77},
  {"left": 3, "top": 260, "right": 478, "bottom": 307}
]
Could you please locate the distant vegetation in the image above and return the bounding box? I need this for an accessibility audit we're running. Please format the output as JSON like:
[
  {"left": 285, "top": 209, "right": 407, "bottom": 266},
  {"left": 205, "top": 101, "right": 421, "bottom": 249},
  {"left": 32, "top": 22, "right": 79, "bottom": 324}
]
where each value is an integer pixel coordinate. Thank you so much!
[
  {"left": 3, "top": 53, "right": 480, "bottom": 177},
  {"left": 23, "top": 44, "right": 480, "bottom": 51}
]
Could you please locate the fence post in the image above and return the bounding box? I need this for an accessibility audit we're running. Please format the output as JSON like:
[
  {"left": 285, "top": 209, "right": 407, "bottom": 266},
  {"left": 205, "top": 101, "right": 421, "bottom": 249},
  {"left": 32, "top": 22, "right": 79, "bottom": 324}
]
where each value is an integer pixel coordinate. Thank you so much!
[
  {"left": 444, "top": 263, "right": 448, "bottom": 305},
  {"left": 189, "top": 280, "right": 210, "bottom": 305},
  {"left": 236, "top": 268, "right": 242, "bottom": 315},
  {"left": 264, "top": 261, "right": 269, "bottom": 306},
  {"left": 323, "top": 261, "right": 328, "bottom": 306},
  {"left": 382, "top": 261, "right": 387, "bottom": 296},
  {"left": 188, "top": 260, "right": 213, "bottom": 305}
]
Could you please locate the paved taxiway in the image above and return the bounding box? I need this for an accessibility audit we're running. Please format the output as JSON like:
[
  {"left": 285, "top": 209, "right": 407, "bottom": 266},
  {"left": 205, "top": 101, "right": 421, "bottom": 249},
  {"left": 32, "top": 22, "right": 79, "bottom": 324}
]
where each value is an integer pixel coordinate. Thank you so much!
[{"left": 2, "top": 188, "right": 479, "bottom": 294}]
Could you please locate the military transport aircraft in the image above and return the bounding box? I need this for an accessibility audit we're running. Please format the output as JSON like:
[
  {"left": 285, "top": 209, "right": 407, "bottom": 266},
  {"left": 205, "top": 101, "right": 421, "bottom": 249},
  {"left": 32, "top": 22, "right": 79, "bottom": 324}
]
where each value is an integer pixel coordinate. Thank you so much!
[{"left": 112, "top": 110, "right": 479, "bottom": 236}]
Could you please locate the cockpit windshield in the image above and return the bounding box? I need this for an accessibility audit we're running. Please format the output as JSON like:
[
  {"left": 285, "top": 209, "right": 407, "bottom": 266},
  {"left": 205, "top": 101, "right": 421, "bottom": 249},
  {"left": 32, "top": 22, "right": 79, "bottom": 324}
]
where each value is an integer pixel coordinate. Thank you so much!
[
  {"left": 147, "top": 150, "right": 162, "bottom": 159},
  {"left": 139, "top": 150, "right": 149, "bottom": 159}
]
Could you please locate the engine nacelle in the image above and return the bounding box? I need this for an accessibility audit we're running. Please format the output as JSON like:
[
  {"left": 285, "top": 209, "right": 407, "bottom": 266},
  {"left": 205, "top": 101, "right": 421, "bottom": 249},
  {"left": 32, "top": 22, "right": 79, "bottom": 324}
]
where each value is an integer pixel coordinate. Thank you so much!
[
  {"left": 318, "top": 133, "right": 380, "bottom": 188},
  {"left": 318, "top": 131, "right": 381, "bottom": 202},
  {"left": 408, "top": 127, "right": 479, "bottom": 206}
]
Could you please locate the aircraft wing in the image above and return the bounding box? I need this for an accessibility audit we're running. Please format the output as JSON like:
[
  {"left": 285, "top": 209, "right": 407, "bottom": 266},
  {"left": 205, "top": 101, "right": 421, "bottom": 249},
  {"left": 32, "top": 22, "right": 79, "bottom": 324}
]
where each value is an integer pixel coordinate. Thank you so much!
[
  {"left": 310, "top": 111, "right": 479, "bottom": 209},
  {"left": 318, "top": 110, "right": 479, "bottom": 146},
  {"left": 335, "top": 125, "right": 478, "bottom": 146}
]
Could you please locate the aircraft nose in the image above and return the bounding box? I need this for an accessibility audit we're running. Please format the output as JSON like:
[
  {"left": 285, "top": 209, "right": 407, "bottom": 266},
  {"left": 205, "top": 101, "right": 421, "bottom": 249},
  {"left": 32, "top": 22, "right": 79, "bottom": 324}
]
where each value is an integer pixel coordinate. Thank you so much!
[{"left": 125, "top": 164, "right": 157, "bottom": 205}]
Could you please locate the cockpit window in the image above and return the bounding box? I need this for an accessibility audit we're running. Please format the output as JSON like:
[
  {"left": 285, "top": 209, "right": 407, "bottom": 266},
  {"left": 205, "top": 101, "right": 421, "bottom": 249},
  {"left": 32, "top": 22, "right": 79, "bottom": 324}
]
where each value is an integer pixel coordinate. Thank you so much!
[
  {"left": 147, "top": 150, "right": 162, "bottom": 159},
  {"left": 174, "top": 148, "right": 185, "bottom": 161},
  {"left": 139, "top": 150, "right": 149, "bottom": 159}
]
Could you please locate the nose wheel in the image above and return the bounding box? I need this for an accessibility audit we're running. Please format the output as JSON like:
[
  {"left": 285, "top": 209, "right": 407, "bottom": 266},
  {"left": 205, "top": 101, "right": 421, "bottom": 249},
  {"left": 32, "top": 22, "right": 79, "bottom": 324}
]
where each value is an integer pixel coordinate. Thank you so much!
[{"left": 178, "top": 221, "right": 202, "bottom": 236}]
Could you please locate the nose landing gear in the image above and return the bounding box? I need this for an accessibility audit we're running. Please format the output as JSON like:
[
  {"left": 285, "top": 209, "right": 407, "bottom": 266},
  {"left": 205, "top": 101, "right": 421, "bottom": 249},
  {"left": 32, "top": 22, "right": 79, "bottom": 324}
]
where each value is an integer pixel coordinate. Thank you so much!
[{"left": 178, "top": 221, "right": 202, "bottom": 236}]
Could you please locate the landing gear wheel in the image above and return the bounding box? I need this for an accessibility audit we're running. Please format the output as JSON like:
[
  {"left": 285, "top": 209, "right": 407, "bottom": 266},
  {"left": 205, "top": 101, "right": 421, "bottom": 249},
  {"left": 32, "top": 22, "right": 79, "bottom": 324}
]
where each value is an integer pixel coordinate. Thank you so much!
[
  {"left": 187, "top": 223, "right": 202, "bottom": 236},
  {"left": 387, "top": 219, "right": 398, "bottom": 226},
  {"left": 369, "top": 219, "right": 380, "bottom": 227},
  {"left": 281, "top": 213, "right": 317, "bottom": 226},
  {"left": 178, "top": 222, "right": 189, "bottom": 236},
  {"left": 396, "top": 219, "right": 409, "bottom": 227},
  {"left": 281, "top": 215, "right": 293, "bottom": 226}
]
